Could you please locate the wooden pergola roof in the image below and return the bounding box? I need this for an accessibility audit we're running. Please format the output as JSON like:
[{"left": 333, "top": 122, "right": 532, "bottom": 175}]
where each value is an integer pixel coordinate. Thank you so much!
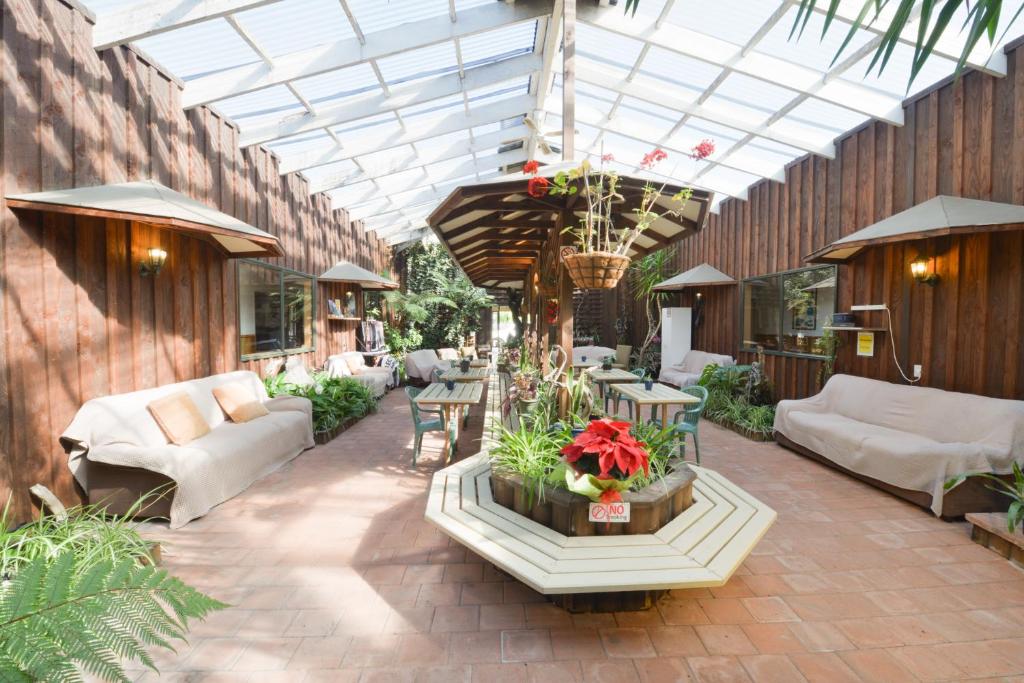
[{"left": 427, "top": 163, "right": 714, "bottom": 289}]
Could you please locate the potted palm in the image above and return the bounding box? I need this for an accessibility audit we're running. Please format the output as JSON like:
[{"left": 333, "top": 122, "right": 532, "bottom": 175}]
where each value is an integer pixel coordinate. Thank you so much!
[{"left": 523, "top": 143, "right": 713, "bottom": 290}]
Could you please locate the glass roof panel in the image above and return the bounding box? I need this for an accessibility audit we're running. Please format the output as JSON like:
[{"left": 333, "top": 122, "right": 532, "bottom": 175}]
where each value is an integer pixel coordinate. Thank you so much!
[
  {"left": 458, "top": 21, "right": 538, "bottom": 66},
  {"left": 669, "top": 0, "right": 785, "bottom": 46},
  {"left": 215, "top": 85, "right": 304, "bottom": 130},
  {"left": 637, "top": 47, "right": 724, "bottom": 93},
  {"left": 289, "top": 63, "right": 381, "bottom": 103},
  {"left": 345, "top": 0, "right": 451, "bottom": 34},
  {"left": 576, "top": 22, "right": 645, "bottom": 67},
  {"left": 233, "top": 0, "right": 355, "bottom": 56},
  {"left": 756, "top": 6, "right": 874, "bottom": 68},
  {"left": 376, "top": 41, "right": 460, "bottom": 86},
  {"left": 134, "top": 19, "right": 257, "bottom": 81}
]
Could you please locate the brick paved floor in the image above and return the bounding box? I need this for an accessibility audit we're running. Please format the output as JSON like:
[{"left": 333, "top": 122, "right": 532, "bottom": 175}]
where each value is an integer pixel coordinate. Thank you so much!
[{"left": 133, "top": 389, "right": 1024, "bottom": 682}]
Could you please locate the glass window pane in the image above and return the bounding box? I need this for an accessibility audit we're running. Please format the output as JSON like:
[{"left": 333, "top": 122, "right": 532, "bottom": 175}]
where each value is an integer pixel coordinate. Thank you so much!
[
  {"left": 239, "top": 262, "right": 283, "bottom": 357},
  {"left": 782, "top": 266, "right": 836, "bottom": 356},
  {"left": 742, "top": 274, "right": 781, "bottom": 351},
  {"left": 283, "top": 273, "right": 314, "bottom": 352}
]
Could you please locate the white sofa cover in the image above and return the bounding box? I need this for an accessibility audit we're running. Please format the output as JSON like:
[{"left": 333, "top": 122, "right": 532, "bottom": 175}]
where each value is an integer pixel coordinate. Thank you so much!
[
  {"left": 660, "top": 350, "right": 735, "bottom": 387},
  {"left": 774, "top": 374, "right": 1024, "bottom": 516},
  {"left": 60, "top": 371, "right": 314, "bottom": 528},
  {"left": 405, "top": 349, "right": 451, "bottom": 383},
  {"left": 572, "top": 345, "right": 617, "bottom": 365},
  {"left": 325, "top": 352, "right": 391, "bottom": 397}
]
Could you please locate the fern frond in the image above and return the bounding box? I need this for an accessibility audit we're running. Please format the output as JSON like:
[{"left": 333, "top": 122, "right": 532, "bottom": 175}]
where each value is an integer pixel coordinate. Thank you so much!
[{"left": 0, "top": 552, "right": 227, "bottom": 682}]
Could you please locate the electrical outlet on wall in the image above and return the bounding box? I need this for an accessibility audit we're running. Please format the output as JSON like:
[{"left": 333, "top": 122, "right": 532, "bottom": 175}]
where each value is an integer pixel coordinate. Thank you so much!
[{"left": 913, "top": 364, "right": 922, "bottom": 379}]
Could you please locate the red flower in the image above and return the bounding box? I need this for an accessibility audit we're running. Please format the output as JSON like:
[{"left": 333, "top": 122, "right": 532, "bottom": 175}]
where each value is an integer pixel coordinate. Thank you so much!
[
  {"left": 601, "top": 153, "right": 615, "bottom": 162},
  {"left": 522, "top": 160, "right": 540, "bottom": 175},
  {"left": 640, "top": 148, "right": 668, "bottom": 169},
  {"left": 527, "top": 175, "right": 550, "bottom": 198},
  {"left": 691, "top": 139, "right": 715, "bottom": 160},
  {"left": 560, "top": 419, "right": 650, "bottom": 480}
]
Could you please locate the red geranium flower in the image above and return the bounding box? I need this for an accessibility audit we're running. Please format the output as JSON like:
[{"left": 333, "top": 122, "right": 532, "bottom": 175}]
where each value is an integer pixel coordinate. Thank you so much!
[
  {"left": 522, "top": 160, "right": 540, "bottom": 175},
  {"left": 560, "top": 419, "right": 650, "bottom": 480},
  {"left": 527, "top": 175, "right": 550, "bottom": 198},
  {"left": 601, "top": 153, "right": 615, "bottom": 162},
  {"left": 691, "top": 139, "right": 715, "bottom": 160},
  {"left": 640, "top": 148, "right": 668, "bottom": 169}
]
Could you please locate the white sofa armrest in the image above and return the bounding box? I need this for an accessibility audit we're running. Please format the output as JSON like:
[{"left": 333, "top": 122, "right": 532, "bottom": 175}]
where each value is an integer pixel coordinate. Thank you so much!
[{"left": 265, "top": 395, "right": 313, "bottom": 423}]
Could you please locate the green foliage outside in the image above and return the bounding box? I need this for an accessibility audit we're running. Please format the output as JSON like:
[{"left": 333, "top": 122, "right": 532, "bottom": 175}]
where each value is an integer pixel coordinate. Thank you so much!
[
  {"left": 698, "top": 363, "right": 777, "bottom": 437},
  {"left": 0, "top": 499, "right": 226, "bottom": 682},
  {"left": 385, "top": 243, "right": 494, "bottom": 353},
  {"left": 265, "top": 372, "right": 377, "bottom": 433}
]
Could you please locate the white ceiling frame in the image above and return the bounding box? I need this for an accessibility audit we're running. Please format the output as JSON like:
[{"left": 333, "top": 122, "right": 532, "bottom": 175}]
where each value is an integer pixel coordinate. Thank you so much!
[
  {"left": 387, "top": 227, "right": 433, "bottom": 246},
  {"left": 329, "top": 149, "right": 529, "bottom": 210},
  {"left": 575, "top": 4, "right": 905, "bottom": 126},
  {"left": 526, "top": 0, "right": 564, "bottom": 161},
  {"left": 181, "top": 0, "right": 551, "bottom": 108},
  {"left": 574, "top": 61, "right": 834, "bottom": 158},
  {"left": 93, "top": 0, "right": 284, "bottom": 50},
  {"left": 276, "top": 94, "right": 534, "bottom": 174},
  {"left": 309, "top": 124, "right": 530, "bottom": 192},
  {"left": 554, "top": 104, "right": 786, "bottom": 182}
]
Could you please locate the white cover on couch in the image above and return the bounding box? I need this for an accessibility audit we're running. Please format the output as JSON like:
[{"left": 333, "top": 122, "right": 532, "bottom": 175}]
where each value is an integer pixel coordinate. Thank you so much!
[
  {"left": 60, "top": 371, "right": 314, "bottom": 528},
  {"left": 774, "top": 374, "right": 1024, "bottom": 515},
  {"left": 325, "top": 352, "right": 391, "bottom": 397},
  {"left": 572, "top": 346, "right": 617, "bottom": 365},
  {"left": 405, "top": 349, "right": 451, "bottom": 382},
  {"left": 660, "top": 350, "right": 735, "bottom": 387}
]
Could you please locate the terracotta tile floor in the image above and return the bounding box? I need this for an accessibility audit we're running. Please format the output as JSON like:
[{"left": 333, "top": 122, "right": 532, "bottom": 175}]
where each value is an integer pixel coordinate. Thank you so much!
[{"left": 133, "top": 389, "right": 1024, "bottom": 682}]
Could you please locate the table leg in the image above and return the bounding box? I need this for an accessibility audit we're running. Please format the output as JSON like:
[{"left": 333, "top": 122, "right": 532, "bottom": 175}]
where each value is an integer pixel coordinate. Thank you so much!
[
  {"left": 452, "top": 406, "right": 462, "bottom": 455},
  {"left": 661, "top": 404, "right": 668, "bottom": 427},
  {"left": 443, "top": 406, "right": 453, "bottom": 464}
]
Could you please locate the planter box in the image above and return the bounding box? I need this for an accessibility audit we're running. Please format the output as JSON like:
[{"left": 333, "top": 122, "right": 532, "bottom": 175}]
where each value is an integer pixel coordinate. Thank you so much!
[
  {"left": 706, "top": 415, "right": 774, "bottom": 442},
  {"left": 314, "top": 416, "right": 359, "bottom": 445},
  {"left": 967, "top": 512, "right": 1024, "bottom": 566},
  {"left": 490, "top": 460, "right": 696, "bottom": 612}
]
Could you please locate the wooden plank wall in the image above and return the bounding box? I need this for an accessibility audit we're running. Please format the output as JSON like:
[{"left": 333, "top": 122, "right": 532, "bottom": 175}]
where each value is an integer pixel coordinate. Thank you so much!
[
  {"left": 622, "top": 43, "right": 1024, "bottom": 403},
  {"left": 0, "top": 0, "right": 392, "bottom": 520}
]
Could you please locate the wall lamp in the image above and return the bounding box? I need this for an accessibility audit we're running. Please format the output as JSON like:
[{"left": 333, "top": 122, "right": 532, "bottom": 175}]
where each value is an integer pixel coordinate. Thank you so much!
[
  {"left": 140, "top": 247, "right": 168, "bottom": 277},
  {"left": 909, "top": 254, "right": 938, "bottom": 286}
]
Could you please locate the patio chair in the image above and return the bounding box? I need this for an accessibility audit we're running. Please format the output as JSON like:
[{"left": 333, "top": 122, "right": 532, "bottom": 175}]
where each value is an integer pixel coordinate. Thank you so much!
[
  {"left": 668, "top": 385, "right": 709, "bottom": 465},
  {"left": 613, "top": 368, "right": 649, "bottom": 419},
  {"left": 405, "top": 387, "right": 446, "bottom": 466}
]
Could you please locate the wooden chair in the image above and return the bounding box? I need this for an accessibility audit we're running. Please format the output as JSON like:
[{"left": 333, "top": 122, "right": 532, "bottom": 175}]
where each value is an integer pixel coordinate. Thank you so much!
[{"left": 405, "top": 387, "right": 446, "bottom": 466}]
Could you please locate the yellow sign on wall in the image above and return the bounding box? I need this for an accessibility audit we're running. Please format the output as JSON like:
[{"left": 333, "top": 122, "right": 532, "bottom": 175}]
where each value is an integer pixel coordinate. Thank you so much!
[{"left": 856, "top": 331, "right": 875, "bottom": 357}]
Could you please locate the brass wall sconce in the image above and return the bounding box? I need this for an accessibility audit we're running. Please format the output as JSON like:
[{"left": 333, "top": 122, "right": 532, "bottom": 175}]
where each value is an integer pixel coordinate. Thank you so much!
[
  {"left": 140, "top": 247, "right": 168, "bottom": 277},
  {"left": 909, "top": 254, "right": 938, "bottom": 286}
]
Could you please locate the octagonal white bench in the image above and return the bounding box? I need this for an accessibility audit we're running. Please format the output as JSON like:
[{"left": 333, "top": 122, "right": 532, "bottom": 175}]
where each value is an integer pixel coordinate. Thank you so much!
[{"left": 424, "top": 452, "right": 776, "bottom": 594}]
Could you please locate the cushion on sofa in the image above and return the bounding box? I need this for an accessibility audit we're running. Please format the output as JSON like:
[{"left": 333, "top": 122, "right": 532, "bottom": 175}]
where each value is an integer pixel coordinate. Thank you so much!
[
  {"left": 342, "top": 352, "right": 366, "bottom": 374},
  {"left": 147, "top": 392, "right": 211, "bottom": 445},
  {"left": 213, "top": 381, "right": 270, "bottom": 423}
]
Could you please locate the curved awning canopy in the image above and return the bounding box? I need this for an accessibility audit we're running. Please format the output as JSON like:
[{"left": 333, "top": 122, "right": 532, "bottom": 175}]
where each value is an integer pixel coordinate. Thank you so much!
[
  {"left": 319, "top": 260, "right": 398, "bottom": 290},
  {"left": 427, "top": 163, "right": 714, "bottom": 289},
  {"left": 807, "top": 195, "right": 1024, "bottom": 263},
  {"left": 653, "top": 263, "right": 735, "bottom": 291},
  {"left": 7, "top": 179, "right": 282, "bottom": 257}
]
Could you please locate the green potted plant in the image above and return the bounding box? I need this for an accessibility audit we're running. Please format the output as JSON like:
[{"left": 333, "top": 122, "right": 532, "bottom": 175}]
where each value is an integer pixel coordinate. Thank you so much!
[{"left": 600, "top": 355, "right": 614, "bottom": 371}]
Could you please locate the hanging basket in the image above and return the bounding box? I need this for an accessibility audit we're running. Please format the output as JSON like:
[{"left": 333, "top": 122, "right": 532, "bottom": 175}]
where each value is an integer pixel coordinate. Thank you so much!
[{"left": 562, "top": 251, "right": 631, "bottom": 290}]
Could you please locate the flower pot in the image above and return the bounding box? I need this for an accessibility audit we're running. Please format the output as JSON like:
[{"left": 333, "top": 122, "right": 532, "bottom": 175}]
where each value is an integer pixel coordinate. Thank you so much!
[
  {"left": 601, "top": 362, "right": 613, "bottom": 371},
  {"left": 445, "top": 380, "right": 455, "bottom": 391},
  {"left": 459, "top": 359, "right": 471, "bottom": 373},
  {"left": 643, "top": 379, "right": 654, "bottom": 391},
  {"left": 562, "top": 251, "right": 631, "bottom": 290}
]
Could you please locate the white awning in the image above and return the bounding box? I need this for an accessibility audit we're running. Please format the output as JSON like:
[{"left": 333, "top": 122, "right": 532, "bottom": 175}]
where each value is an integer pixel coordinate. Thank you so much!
[
  {"left": 7, "top": 179, "right": 282, "bottom": 257},
  {"left": 319, "top": 260, "right": 398, "bottom": 290},
  {"left": 808, "top": 195, "right": 1024, "bottom": 263},
  {"left": 653, "top": 263, "right": 735, "bottom": 291}
]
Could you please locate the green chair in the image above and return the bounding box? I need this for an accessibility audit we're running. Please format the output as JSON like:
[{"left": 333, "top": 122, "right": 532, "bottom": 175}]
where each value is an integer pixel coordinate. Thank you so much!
[
  {"left": 668, "top": 385, "right": 709, "bottom": 465},
  {"left": 405, "top": 386, "right": 446, "bottom": 466},
  {"left": 614, "top": 368, "right": 649, "bottom": 420}
]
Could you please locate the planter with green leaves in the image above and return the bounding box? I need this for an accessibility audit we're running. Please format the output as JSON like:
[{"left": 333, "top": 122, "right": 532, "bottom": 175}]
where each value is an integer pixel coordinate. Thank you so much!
[
  {"left": 265, "top": 372, "right": 377, "bottom": 443},
  {"left": 949, "top": 465, "right": 1024, "bottom": 564}
]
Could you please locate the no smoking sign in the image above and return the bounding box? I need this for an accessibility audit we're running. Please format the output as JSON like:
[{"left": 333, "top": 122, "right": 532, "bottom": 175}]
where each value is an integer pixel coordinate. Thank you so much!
[{"left": 588, "top": 502, "right": 631, "bottom": 523}]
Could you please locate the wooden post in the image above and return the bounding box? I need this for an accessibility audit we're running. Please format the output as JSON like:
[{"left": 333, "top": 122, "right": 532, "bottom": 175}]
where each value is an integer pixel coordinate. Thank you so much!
[
  {"left": 562, "top": 0, "right": 576, "bottom": 161},
  {"left": 558, "top": 211, "right": 576, "bottom": 416}
]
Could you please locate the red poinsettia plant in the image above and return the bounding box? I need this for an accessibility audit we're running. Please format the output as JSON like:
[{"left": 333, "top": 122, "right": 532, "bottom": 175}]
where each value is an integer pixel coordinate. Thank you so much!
[{"left": 560, "top": 419, "right": 651, "bottom": 503}]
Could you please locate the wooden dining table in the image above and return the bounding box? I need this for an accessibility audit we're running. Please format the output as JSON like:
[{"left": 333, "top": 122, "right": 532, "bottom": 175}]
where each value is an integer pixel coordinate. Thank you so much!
[
  {"left": 587, "top": 367, "right": 640, "bottom": 408},
  {"left": 415, "top": 381, "right": 484, "bottom": 463},
  {"left": 610, "top": 382, "right": 700, "bottom": 425},
  {"left": 441, "top": 366, "right": 489, "bottom": 382}
]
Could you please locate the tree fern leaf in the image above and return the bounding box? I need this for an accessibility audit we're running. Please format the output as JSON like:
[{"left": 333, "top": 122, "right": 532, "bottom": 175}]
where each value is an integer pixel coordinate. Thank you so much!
[
  {"left": 7, "top": 557, "right": 45, "bottom": 618},
  {"left": 40, "top": 552, "right": 74, "bottom": 607}
]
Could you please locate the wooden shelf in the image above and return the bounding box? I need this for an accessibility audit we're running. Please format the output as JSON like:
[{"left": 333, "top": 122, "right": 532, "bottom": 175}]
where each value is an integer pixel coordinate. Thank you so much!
[
  {"left": 824, "top": 326, "right": 886, "bottom": 332},
  {"left": 327, "top": 315, "right": 361, "bottom": 322}
]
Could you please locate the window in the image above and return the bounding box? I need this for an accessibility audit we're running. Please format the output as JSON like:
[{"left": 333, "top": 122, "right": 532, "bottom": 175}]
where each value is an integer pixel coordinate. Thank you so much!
[
  {"left": 239, "top": 261, "right": 315, "bottom": 359},
  {"left": 741, "top": 265, "right": 836, "bottom": 357}
]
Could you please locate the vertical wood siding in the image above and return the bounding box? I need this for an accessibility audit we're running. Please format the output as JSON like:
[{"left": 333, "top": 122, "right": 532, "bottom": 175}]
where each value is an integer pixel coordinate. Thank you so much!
[
  {"left": 0, "top": 0, "right": 391, "bottom": 520},
  {"left": 620, "top": 44, "right": 1024, "bottom": 403}
]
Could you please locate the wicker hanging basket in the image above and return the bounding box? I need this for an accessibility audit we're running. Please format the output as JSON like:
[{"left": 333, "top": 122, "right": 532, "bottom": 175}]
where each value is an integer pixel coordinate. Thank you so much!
[{"left": 562, "top": 251, "right": 631, "bottom": 290}]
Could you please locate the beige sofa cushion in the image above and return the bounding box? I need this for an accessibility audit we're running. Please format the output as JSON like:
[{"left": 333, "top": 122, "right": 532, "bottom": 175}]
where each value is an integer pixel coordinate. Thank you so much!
[
  {"left": 147, "top": 392, "right": 211, "bottom": 445},
  {"left": 213, "top": 382, "right": 270, "bottom": 423}
]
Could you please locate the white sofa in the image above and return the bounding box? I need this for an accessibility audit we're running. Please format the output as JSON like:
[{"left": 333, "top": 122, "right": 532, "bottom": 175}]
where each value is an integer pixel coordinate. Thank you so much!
[
  {"left": 61, "top": 371, "right": 314, "bottom": 528},
  {"left": 325, "top": 351, "right": 392, "bottom": 397},
  {"left": 659, "top": 350, "right": 735, "bottom": 387},
  {"left": 405, "top": 349, "right": 452, "bottom": 383},
  {"left": 774, "top": 374, "right": 1024, "bottom": 517}
]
